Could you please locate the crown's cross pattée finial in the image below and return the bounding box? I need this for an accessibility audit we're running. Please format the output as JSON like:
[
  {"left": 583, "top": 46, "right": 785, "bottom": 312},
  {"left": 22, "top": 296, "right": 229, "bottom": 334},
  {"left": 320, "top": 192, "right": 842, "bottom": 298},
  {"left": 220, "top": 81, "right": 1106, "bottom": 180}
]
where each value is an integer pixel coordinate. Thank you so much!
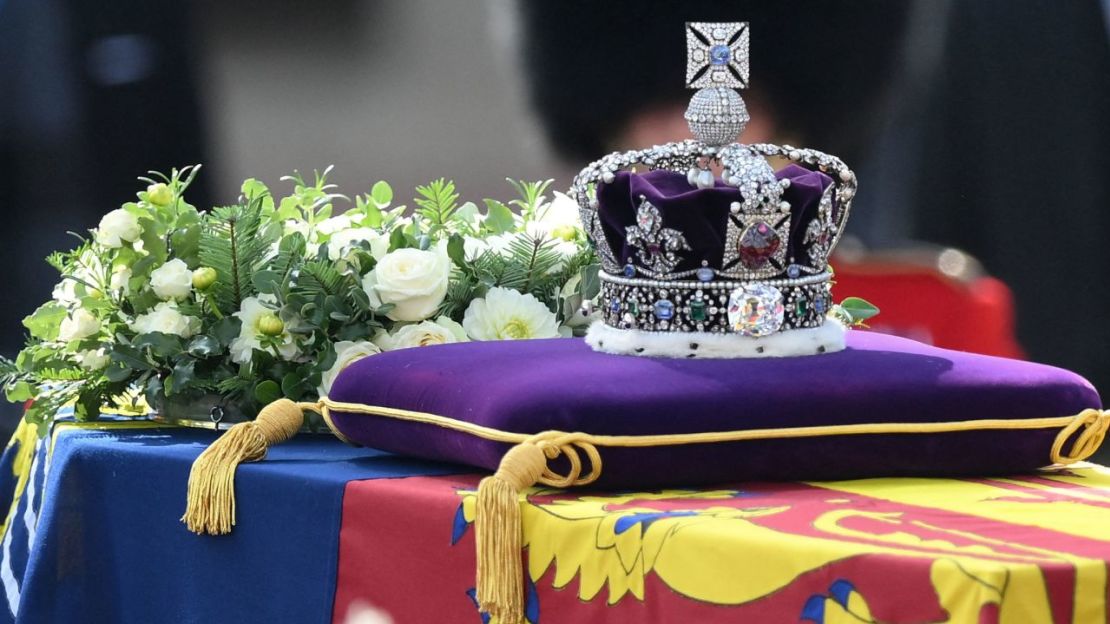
[
  {"left": 685, "top": 22, "right": 749, "bottom": 89},
  {"left": 684, "top": 22, "right": 751, "bottom": 147}
]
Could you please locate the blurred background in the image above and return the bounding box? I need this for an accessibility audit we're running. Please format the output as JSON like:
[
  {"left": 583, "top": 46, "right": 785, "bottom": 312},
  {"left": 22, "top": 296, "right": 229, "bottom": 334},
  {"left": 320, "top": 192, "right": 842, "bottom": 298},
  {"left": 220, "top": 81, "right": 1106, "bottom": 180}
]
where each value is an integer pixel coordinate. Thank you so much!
[{"left": 1, "top": 0, "right": 1108, "bottom": 424}]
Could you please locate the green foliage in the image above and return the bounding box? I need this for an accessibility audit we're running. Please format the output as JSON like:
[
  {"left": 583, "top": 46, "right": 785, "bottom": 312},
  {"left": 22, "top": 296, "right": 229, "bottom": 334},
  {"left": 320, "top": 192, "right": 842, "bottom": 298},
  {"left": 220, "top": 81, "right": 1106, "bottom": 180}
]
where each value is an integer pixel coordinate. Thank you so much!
[
  {"left": 198, "top": 197, "right": 271, "bottom": 315},
  {"left": 833, "top": 297, "right": 881, "bottom": 327},
  {"left": 506, "top": 179, "right": 553, "bottom": 221},
  {"left": 482, "top": 199, "right": 516, "bottom": 234},
  {"left": 414, "top": 178, "right": 459, "bottom": 227},
  {"left": 3, "top": 167, "right": 607, "bottom": 433}
]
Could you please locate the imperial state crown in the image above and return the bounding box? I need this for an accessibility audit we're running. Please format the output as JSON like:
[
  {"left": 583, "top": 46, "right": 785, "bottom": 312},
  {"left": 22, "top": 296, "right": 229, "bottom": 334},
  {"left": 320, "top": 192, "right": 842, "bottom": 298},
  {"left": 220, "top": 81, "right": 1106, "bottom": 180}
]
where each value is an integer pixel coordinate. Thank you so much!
[{"left": 572, "top": 22, "right": 858, "bottom": 358}]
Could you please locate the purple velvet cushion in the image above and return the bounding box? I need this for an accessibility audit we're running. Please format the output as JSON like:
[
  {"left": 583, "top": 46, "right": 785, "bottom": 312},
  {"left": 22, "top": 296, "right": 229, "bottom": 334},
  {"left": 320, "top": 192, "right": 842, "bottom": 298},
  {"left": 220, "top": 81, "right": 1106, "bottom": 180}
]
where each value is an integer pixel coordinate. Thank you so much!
[{"left": 327, "top": 332, "right": 1102, "bottom": 486}]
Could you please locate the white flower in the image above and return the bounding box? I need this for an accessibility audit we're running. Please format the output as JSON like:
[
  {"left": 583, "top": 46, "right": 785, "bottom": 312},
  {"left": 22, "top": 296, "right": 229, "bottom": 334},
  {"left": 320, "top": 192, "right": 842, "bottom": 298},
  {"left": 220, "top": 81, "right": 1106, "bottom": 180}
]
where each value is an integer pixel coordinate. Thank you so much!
[
  {"left": 229, "top": 294, "right": 301, "bottom": 364},
  {"left": 316, "top": 214, "right": 354, "bottom": 236},
  {"left": 94, "top": 208, "right": 142, "bottom": 248},
  {"left": 317, "top": 340, "right": 381, "bottom": 396},
  {"left": 462, "top": 287, "right": 560, "bottom": 340},
  {"left": 110, "top": 265, "right": 132, "bottom": 295},
  {"left": 58, "top": 308, "right": 101, "bottom": 342},
  {"left": 462, "top": 236, "right": 489, "bottom": 261},
  {"left": 75, "top": 348, "right": 110, "bottom": 371},
  {"left": 532, "top": 191, "right": 582, "bottom": 236},
  {"left": 283, "top": 219, "right": 311, "bottom": 239},
  {"left": 362, "top": 248, "right": 451, "bottom": 322},
  {"left": 484, "top": 233, "right": 515, "bottom": 258},
  {"left": 52, "top": 279, "right": 79, "bottom": 306},
  {"left": 375, "top": 316, "right": 468, "bottom": 351},
  {"left": 52, "top": 250, "right": 106, "bottom": 306},
  {"left": 130, "top": 302, "right": 200, "bottom": 337},
  {"left": 328, "top": 227, "right": 389, "bottom": 261},
  {"left": 149, "top": 259, "right": 193, "bottom": 300}
]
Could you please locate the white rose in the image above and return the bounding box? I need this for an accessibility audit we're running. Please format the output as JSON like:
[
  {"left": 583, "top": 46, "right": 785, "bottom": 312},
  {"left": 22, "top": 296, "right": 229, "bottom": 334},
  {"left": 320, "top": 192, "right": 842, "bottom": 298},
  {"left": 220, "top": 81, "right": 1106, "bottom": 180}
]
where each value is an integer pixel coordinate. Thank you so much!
[
  {"left": 110, "top": 265, "right": 132, "bottom": 295},
  {"left": 375, "top": 316, "right": 468, "bottom": 351},
  {"left": 130, "top": 302, "right": 200, "bottom": 337},
  {"left": 149, "top": 259, "right": 193, "bottom": 300},
  {"left": 462, "top": 287, "right": 560, "bottom": 341},
  {"left": 362, "top": 248, "right": 451, "bottom": 322},
  {"left": 317, "top": 340, "right": 381, "bottom": 396},
  {"left": 229, "top": 294, "right": 301, "bottom": 364},
  {"left": 328, "top": 227, "right": 389, "bottom": 261},
  {"left": 75, "top": 348, "right": 110, "bottom": 371},
  {"left": 58, "top": 308, "right": 101, "bottom": 342},
  {"left": 95, "top": 208, "right": 142, "bottom": 248}
]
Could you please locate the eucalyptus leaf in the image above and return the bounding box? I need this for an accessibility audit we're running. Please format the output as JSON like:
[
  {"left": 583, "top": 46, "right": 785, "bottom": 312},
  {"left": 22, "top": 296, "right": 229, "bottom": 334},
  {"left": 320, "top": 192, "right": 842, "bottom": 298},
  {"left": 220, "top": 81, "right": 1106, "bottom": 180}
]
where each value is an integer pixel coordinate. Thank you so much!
[
  {"left": 370, "top": 180, "right": 393, "bottom": 208},
  {"left": 134, "top": 332, "right": 184, "bottom": 358},
  {"left": 389, "top": 226, "right": 408, "bottom": 252},
  {"left": 212, "top": 317, "right": 241, "bottom": 346},
  {"left": 170, "top": 224, "right": 202, "bottom": 265},
  {"left": 579, "top": 263, "right": 601, "bottom": 300},
  {"left": 446, "top": 234, "right": 467, "bottom": 267},
  {"left": 838, "top": 297, "right": 880, "bottom": 323},
  {"left": 252, "top": 270, "right": 283, "bottom": 295},
  {"left": 253, "top": 379, "right": 282, "bottom": 405},
  {"left": 187, "top": 335, "right": 220, "bottom": 357},
  {"left": 482, "top": 199, "right": 515, "bottom": 234},
  {"left": 280, "top": 372, "right": 307, "bottom": 400}
]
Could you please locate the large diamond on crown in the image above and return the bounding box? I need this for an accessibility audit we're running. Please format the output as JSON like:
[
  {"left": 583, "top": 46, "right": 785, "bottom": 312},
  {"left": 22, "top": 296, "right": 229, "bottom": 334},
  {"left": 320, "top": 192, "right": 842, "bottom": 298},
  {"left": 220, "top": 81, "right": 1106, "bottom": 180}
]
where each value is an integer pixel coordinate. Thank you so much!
[{"left": 727, "top": 283, "right": 784, "bottom": 337}]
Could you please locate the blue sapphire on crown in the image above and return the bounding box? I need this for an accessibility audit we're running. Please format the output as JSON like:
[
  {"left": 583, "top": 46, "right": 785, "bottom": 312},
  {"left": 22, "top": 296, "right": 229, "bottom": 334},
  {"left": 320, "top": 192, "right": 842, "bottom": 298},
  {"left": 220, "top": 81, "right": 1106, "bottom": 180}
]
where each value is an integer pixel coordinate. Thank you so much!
[{"left": 709, "top": 44, "right": 731, "bottom": 66}]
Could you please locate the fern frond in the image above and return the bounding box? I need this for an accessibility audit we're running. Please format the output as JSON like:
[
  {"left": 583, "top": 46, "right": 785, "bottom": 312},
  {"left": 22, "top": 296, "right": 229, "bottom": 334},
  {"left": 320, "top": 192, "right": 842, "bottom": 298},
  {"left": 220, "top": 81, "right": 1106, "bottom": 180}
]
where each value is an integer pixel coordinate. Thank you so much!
[
  {"left": 198, "top": 196, "right": 271, "bottom": 314},
  {"left": 414, "top": 179, "right": 460, "bottom": 226},
  {"left": 292, "top": 260, "right": 355, "bottom": 298},
  {"left": 439, "top": 270, "right": 479, "bottom": 320},
  {"left": 472, "top": 233, "right": 564, "bottom": 300}
]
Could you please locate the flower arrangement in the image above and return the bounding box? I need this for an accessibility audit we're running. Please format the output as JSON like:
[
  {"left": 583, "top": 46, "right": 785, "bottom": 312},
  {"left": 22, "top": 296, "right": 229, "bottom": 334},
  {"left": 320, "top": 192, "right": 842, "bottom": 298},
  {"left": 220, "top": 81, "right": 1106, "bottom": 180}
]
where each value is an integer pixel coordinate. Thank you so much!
[{"left": 1, "top": 166, "right": 601, "bottom": 430}]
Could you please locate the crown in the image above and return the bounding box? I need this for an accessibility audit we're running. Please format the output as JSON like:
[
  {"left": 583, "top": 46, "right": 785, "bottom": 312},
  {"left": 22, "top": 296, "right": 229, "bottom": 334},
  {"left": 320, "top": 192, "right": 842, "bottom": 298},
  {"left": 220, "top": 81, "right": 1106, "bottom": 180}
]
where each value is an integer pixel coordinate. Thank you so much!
[{"left": 572, "top": 23, "right": 858, "bottom": 359}]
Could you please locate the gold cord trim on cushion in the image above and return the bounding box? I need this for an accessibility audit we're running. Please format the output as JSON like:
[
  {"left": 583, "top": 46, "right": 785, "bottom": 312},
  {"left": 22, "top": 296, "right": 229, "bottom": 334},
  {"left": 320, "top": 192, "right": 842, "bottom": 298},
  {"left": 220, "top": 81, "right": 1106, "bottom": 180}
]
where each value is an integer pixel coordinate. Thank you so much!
[
  {"left": 316, "top": 397, "right": 1107, "bottom": 452},
  {"left": 184, "top": 396, "right": 1108, "bottom": 622}
]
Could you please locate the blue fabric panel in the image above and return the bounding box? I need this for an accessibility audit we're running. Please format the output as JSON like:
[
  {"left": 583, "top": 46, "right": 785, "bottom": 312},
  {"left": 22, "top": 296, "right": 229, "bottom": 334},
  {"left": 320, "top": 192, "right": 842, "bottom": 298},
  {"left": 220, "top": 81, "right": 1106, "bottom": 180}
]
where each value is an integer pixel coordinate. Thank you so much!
[{"left": 6, "top": 427, "right": 462, "bottom": 624}]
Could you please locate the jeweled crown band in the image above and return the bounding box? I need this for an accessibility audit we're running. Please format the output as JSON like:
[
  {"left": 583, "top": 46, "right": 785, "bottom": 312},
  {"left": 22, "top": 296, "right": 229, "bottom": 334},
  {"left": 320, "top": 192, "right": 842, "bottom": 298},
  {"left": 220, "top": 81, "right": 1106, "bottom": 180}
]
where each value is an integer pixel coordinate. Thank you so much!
[{"left": 600, "top": 270, "right": 832, "bottom": 337}]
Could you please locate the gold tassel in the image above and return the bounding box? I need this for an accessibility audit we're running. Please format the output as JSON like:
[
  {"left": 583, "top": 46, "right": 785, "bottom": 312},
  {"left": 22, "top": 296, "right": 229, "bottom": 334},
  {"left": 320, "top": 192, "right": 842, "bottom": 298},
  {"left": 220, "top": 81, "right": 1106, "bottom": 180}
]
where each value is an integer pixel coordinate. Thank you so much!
[
  {"left": 182, "top": 398, "right": 306, "bottom": 535},
  {"left": 475, "top": 442, "right": 548, "bottom": 624}
]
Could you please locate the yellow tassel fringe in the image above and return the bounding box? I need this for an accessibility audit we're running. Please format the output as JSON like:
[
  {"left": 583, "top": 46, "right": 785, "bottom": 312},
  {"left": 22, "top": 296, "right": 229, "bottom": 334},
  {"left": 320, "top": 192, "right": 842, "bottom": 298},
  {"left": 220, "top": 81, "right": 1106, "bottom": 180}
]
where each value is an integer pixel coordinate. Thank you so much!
[
  {"left": 181, "top": 398, "right": 306, "bottom": 535},
  {"left": 475, "top": 443, "right": 547, "bottom": 623}
]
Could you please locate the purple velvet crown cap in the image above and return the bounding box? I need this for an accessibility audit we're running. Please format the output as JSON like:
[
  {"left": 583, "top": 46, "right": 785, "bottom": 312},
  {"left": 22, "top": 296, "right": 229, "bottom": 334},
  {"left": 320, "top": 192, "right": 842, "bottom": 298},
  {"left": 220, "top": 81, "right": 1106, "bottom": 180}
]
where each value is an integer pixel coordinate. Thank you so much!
[{"left": 596, "top": 165, "right": 833, "bottom": 276}]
